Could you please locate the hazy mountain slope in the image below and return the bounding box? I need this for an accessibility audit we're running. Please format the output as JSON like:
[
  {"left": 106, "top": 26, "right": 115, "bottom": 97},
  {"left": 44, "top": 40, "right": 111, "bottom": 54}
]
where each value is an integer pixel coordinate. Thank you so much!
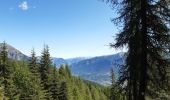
[
  {"left": 52, "top": 58, "right": 67, "bottom": 67},
  {"left": 0, "top": 43, "right": 29, "bottom": 61},
  {"left": 69, "top": 53, "right": 125, "bottom": 85},
  {"left": 65, "top": 57, "right": 90, "bottom": 65},
  {"left": 70, "top": 53, "right": 124, "bottom": 74},
  {"left": 50, "top": 53, "right": 125, "bottom": 85}
]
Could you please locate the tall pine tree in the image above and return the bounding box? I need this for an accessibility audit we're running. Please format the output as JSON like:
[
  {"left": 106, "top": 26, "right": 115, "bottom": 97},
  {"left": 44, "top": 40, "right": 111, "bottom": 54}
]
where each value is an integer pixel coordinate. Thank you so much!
[
  {"left": 0, "top": 42, "right": 13, "bottom": 98},
  {"left": 49, "top": 65, "right": 59, "bottom": 100},
  {"left": 29, "top": 49, "right": 45, "bottom": 99},
  {"left": 107, "top": 0, "right": 170, "bottom": 99},
  {"left": 29, "top": 49, "right": 39, "bottom": 76},
  {"left": 59, "top": 81, "right": 68, "bottom": 100},
  {"left": 39, "top": 45, "right": 52, "bottom": 99}
]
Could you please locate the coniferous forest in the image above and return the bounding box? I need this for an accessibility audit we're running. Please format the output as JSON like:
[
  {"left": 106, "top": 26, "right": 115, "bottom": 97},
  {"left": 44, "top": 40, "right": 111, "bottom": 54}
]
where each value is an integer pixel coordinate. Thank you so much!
[
  {"left": 0, "top": 42, "right": 110, "bottom": 100},
  {"left": 0, "top": 0, "right": 170, "bottom": 100}
]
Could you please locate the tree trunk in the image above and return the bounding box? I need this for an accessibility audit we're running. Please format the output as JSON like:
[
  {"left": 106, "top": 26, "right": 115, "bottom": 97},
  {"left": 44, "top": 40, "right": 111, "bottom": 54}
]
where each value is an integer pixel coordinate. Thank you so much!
[{"left": 139, "top": 0, "right": 148, "bottom": 100}]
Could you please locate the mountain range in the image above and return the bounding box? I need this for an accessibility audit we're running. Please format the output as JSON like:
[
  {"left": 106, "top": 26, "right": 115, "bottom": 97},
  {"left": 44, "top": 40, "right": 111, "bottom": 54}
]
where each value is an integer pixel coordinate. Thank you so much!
[
  {"left": 52, "top": 53, "right": 125, "bottom": 85},
  {"left": 0, "top": 43, "right": 125, "bottom": 85}
]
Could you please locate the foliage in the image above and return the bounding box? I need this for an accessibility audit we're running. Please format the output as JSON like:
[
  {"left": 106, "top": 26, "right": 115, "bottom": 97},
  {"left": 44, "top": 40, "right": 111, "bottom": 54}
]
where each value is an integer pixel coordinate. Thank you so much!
[
  {"left": 0, "top": 44, "right": 109, "bottom": 100},
  {"left": 106, "top": 0, "right": 170, "bottom": 99}
]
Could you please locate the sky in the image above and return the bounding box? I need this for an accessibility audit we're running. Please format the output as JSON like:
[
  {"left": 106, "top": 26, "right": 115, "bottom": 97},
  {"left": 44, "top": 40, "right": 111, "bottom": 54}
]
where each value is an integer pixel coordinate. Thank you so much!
[{"left": 0, "top": 0, "right": 123, "bottom": 58}]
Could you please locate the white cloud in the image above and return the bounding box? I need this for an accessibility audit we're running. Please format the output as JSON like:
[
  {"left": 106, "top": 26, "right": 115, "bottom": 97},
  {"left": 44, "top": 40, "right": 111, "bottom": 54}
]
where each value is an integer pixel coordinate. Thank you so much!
[{"left": 19, "top": 1, "right": 29, "bottom": 11}]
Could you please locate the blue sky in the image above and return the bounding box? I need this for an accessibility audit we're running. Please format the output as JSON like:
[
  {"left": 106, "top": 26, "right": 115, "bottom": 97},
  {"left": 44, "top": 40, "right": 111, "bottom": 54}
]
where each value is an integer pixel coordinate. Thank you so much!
[{"left": 0, "top": 0, "right": 122, "bottom": 58}]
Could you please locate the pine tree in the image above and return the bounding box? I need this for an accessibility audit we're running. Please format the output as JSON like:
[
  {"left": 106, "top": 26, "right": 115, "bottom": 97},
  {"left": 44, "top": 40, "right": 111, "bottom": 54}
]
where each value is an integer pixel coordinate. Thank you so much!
[
  {"left": 39, "top": 45, "right": 52, "bottom": 99},
  {"left": 29, "top": 49, "right": 39, "bottom": 76},
  {"left": 59, "top": 65, "right": 67, "bottom": 77},
  {"left": 0, "top": 42, "right": 14, "bottom": 98},
  {"left": 107, "top": 0, "right": 142, "bottom": 99},
  {"left": 110, "top": 68, "right": 126, "bottom": 100},
  {"left": 139, "top": 1, "right": 170, "bottom": 99},
  {"left": 65, "top": 64, "right": 71, "bottom": 78},
  {"left": 59, "top": 81, "right": 68, "bottom": 100},
  {"left": 107, "top": 0, "right": 170, "bottom": 99},
  {"left": 29, "top": 49, "right": 45, "bottom": 99},
  {"left": 49, "top": 65, "right": 59, "bottom": 100}
]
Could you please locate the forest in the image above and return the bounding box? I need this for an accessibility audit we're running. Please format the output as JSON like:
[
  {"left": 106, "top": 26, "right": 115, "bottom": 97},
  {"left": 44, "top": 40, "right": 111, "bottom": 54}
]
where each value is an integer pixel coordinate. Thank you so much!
[{"left": 0, "top": 42, "right": 112, "bottom": 100}]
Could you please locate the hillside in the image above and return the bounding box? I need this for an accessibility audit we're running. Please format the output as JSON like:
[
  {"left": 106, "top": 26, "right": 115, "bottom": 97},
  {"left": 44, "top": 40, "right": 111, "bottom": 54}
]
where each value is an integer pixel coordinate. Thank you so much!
[{"left": 0, "top": 43, "right": 29, "bottom": 61}]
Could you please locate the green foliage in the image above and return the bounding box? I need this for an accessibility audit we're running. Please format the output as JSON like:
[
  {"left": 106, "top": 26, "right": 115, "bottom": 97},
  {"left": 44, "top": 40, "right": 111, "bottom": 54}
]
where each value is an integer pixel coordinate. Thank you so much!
[
  {"left": 0, "top": 42, "right": 15, "bottom": 99},
  {"left": 29, "top": 49, "right": 39, "bottom": 77},
  {"left": 28, "top": 49, "right": 45, "bottom": 99},
  {"left": 39, "top": 45, "right": 52, "bottom": 99},
  {"left": 110, "top": 69, "right": 126, "bottom": 100},
  {"left": 49, "top": 65, "right": 59, "bottom": 100},
  {"left": 0, "top": 44, "right": 109, "bottom": 100},
  {"left": 107, "top": 0, "right": 170, "bottom": 99},
  {"left": 58, "top": 82, "right": 68, "bottom": 100},
  {"left": 0, "top": 86, "right": 8, "bottom": 100},
  {"left": 13, "top": 61, "right": 45, "bottom": 99}
]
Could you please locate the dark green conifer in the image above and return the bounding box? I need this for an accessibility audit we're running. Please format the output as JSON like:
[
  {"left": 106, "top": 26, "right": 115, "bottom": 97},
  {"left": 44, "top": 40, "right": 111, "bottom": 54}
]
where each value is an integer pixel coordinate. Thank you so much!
[
  {"left": 107, "top": 0, "right": 170, "bottom": 99},
  {"left": 49, "top": 65, "right": 59, "bottom": 100},
  {"left": 65, "top": 64, "right": 71, "bottom": 78},
  {"left": 0, "top": 42, "right": 14, "bottom": 98},
  {"left": 29, "top": 49, "right": 45, "bottom": 99},
  {"left": 59, "top": 81, "right": 68, "bottom": 100},
  {"left": 59, "top": 65, "right": 66, "bottom": 77},
  {"left": 39, "top": 45, "right": 52, "bottom": 99},
  {"left": 29, "top": 49, "right": 39, "bottom": 76}
]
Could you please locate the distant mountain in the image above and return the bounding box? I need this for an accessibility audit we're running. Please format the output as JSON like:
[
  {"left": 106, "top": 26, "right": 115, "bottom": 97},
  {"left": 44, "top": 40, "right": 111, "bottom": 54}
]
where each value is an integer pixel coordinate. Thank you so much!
[
  {"left": 69, "top": 53, "right": 125, "bottom": 85},
  {"left": 53, "top": 53, "right": 125, "bottom": 85},
  {"left": 65, "top": 57, "right": 90, "bottom": 65},
  {"left": 0, "top": 43, "right": 29, "bottom": 61},
  {"left": 52, "top": 58, "right": 67, "bottom": 67}
]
